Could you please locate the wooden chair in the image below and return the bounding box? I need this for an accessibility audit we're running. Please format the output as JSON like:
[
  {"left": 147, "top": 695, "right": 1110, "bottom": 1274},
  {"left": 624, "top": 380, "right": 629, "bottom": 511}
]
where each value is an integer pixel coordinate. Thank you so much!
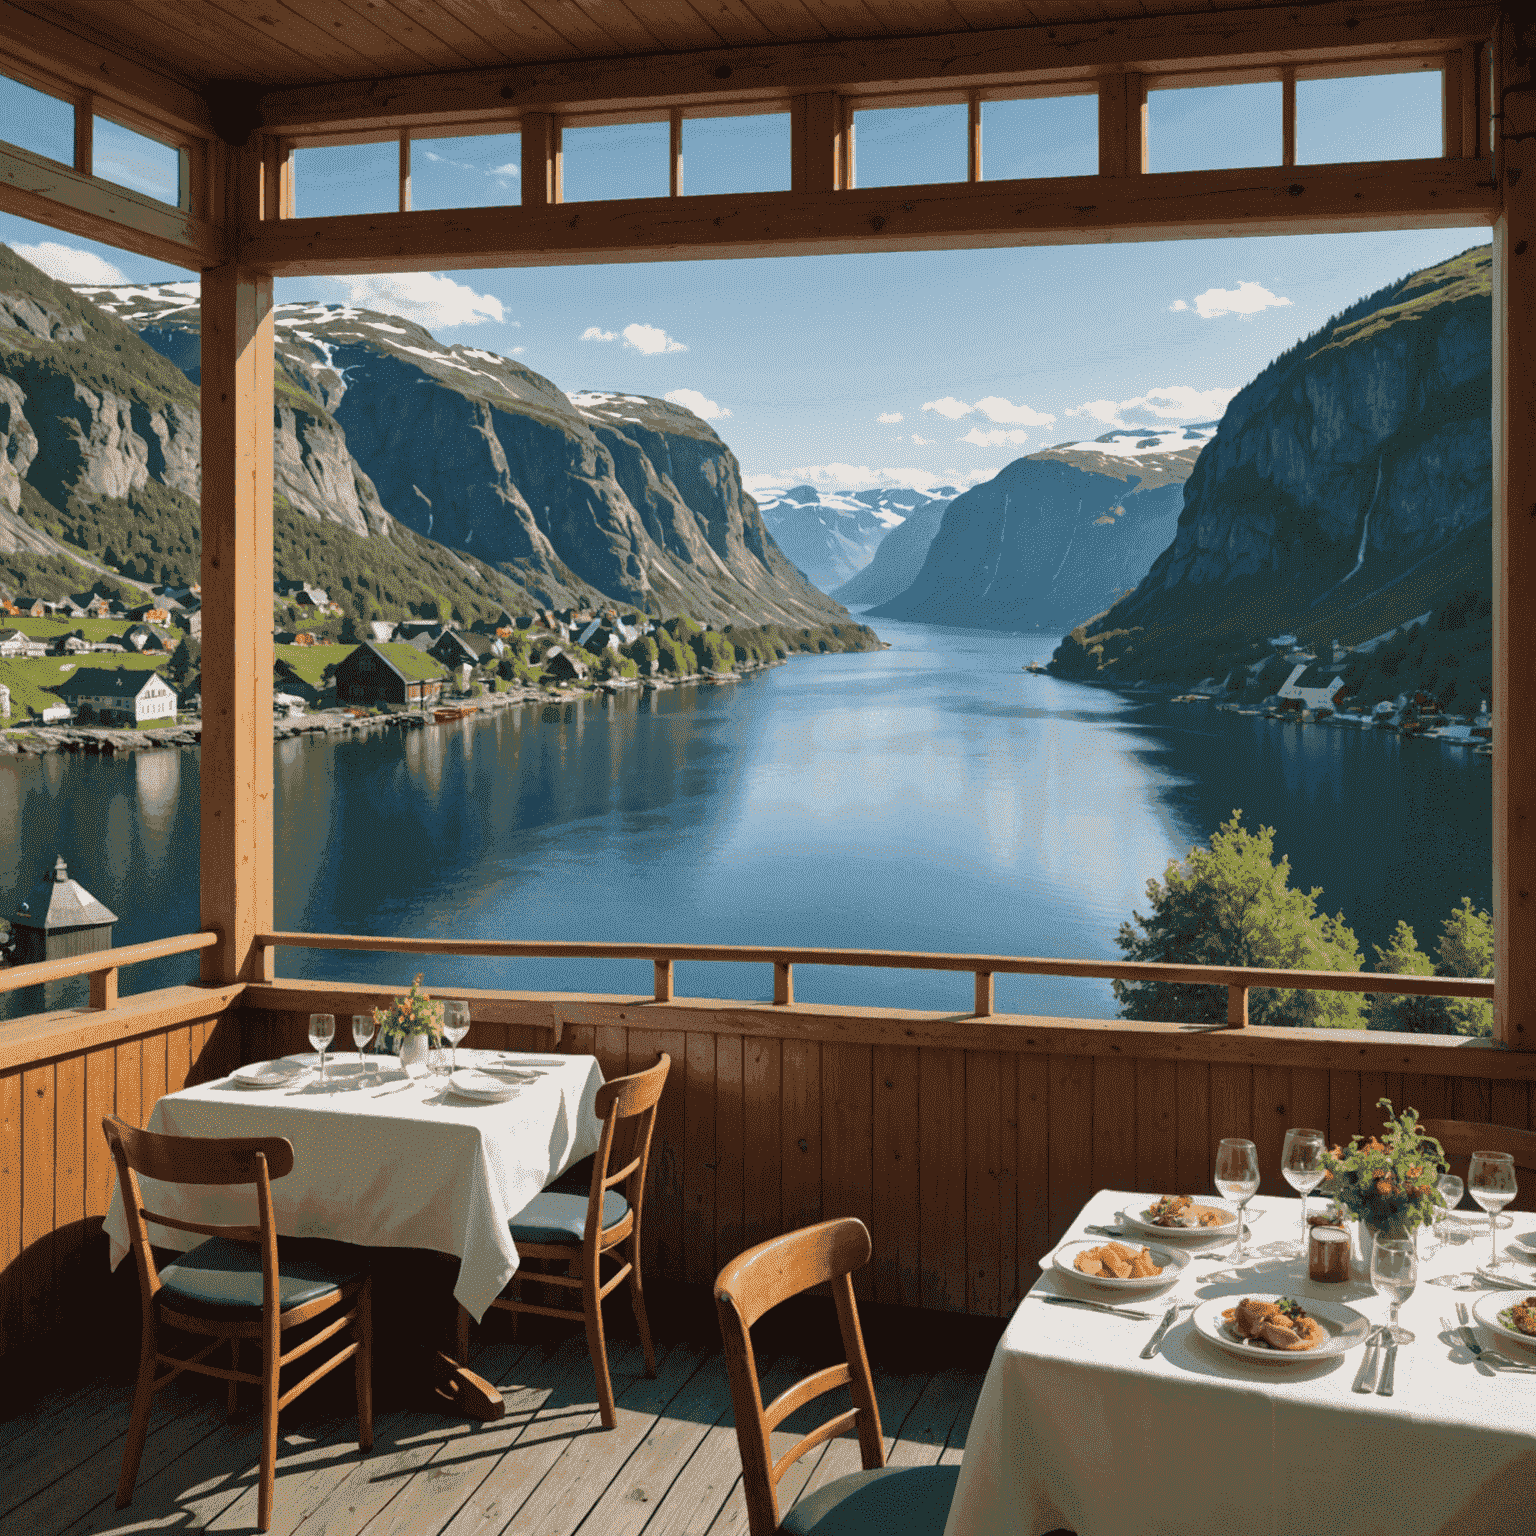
[
  {"left": 714, "top": 1217, "right": 960, "bottom": 1536},
  {"left": 458, "top": 1052, "right": 670, "bottom": 1427},
  {"left": 102, "top": 1115, "right": 373, "bottom": 1533}
]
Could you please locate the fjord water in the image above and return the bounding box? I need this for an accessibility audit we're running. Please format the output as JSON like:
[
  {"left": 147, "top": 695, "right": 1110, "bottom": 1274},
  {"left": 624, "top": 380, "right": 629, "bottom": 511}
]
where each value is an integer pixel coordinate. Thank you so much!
[{"left": 0, "top": 617, "right": 1491, "bottom": 1021}]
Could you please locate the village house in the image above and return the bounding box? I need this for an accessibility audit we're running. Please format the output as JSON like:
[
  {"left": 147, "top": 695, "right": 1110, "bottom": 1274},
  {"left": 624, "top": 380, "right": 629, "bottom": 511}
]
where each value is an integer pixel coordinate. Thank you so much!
[
  {"left": 0, "top": 681, "right": 9, "bottom": 719},
  {"left": 121, "top": 624, "right": 171, "bottom": 654},
  {"left": 333, "top": 641, "right": 447, "bottom": 708},
  {"left": 1276, "top": 662, "right": 1349, "bottom": 714},
  {"left": 428, "top": 629, "right": 497, "bottom": 672},
  {"left": 542, "top": 645, "right": 589, "bottom": 683},
  {"left": 128, "top": 602, "right": 174, "bottom": 625},
  {"left": 14, "top": 596, "right": 48, "bottom": 618},
  {"left": 54, "top": 634, "right": 92, "bottom": 656},
  {"left": 0, "top": 628, "right": 47, "bottom": 658},
  {"left": 53, "top": 667, "right": 178, "bottom": 727}
]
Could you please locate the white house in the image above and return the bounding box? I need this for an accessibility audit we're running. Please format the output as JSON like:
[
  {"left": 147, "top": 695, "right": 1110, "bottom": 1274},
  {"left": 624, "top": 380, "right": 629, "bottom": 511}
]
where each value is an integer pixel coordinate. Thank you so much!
[
  {"left": 1278, "top": 663, "right": 1348, "bottom": 712},
  {"left": 0, "top": 682, "right": 9, "bottom": 719},
  {"left": 55, "top": 668, "right": 178, "bottom": 726},
  {"left": 40, "top": 703, "right": 71, "bottom": 723},
  {"left": 0, "top": 629, "right": 47, "bottom": 658}
]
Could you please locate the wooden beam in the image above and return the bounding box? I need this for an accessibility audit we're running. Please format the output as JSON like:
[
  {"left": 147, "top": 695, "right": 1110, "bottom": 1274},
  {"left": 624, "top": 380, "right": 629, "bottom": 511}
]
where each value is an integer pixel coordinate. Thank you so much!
[
  {"left": 199, "top": 257, "right": 275, "bottom": 987},
  {"left": 240, "top": 158, "right": 1496, "bottom": 276},
  {"left": 520, "top": 111, "right": 560, "bottom": 206},
  {"left": 72, "top": 97, "right": 91, "bottom": 178},
  {"left": 792, "top": 92, "right": 847, "bottom": 193},
  {"left": 1493, "top": 8, "right": 1536, "bottom": 1048},
  {"left": 670, "top": 107, "right": 683, "bottom": 197},
  {"left": 0, "top": 138, "right": 214, "bottom": 270},
  {"left": 1443, "top": 50, "right": 1464, "bottom": 156},
  {"left": 399, "top": 130, "right": 411, "bottom": 214},
  {"left": 968, "top": 91, "right": 982, "bottom": 183},
  {"left": 255, "top": 1, "right": 1499, "bottom": 138},
  {"left": 1282, "top": 66, "right": 1297, "bottom": 166},
  {"left": 1464, "top": 40, "right": 1485, "bottom": 157}
]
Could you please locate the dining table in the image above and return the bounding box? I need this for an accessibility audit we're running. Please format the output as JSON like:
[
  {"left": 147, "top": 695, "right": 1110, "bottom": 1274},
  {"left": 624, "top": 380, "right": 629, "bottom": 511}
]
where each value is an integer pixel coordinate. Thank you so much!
[
  {"left": 102, "top": 1047, "right": 607, "bottom": 1417},
  {"left": 943, "top": 1187, "right": 1536, "bottom": 1536}
]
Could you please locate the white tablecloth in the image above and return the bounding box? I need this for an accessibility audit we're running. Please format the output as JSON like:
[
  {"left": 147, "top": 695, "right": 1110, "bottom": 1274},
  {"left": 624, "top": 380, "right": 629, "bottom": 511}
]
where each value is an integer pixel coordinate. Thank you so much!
[
  {"left": 103, "top": 1049, "right": 605, "bottom": 1322},
  {"left": 945, "top": 1188, "right": 1536, "bottom": 1536}
]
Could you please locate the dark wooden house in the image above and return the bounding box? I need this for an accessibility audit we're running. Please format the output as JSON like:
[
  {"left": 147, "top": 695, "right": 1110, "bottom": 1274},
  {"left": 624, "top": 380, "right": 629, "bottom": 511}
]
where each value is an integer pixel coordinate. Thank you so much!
[
  {"left": 5, "top": 856, "right": 117, "bottom": 967},
  {"left": 333, "top": 641, "right": 446, "bottom": 708}
]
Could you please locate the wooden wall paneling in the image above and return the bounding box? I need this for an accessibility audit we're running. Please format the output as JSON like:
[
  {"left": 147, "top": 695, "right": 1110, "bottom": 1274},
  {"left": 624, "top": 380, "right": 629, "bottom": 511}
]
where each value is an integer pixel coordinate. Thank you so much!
[
  {"left": 1134, "top": 1057, "right": 1177, "bottom": 1196},
  {"left": 1208, "top": 1061, "right": 1252, "bottom": 1144},
  {"left": 627, "top": 1025, "right": 675, "bottom": 1275},
  {"left": 142, "top": 1028, "right": 167, "bottom": 1117},
  {"left": 1329, "top": 1069, "right": 1363, "bottom": 1150},
  {"left": 1358, "top": 1070, "right": 1390, "bottom": 1136},
  {"left": 1046, "top": 1054, "right": 1092, "bottom": 1243},
  {"left": 1451, "top": 1075, "right": 1493, "bottom": 1124},
  {"left": 594, "top": 1023, "right": 630, "bottom": 1085},
  {"left": 1174, "top": 1060, "right": 1211, "bottom": 1194},
  {"left": 1249, "top": 1064, "right": 1292, "bottom": 1196},
  {"left": 918, "top": 1048, "right": 967, "bottom": 1312},
  {"left": 1400, "top": 1070, "right": 1454, "bottom": 1123},
  {"left": 682, "top": 1031, "right": 717, "bottom": 1286},
  {"left": 1489, "top": 1078, "right": 1530, "bottom": 1134},
  {"left": 1289, "top": 1068, "right": 1332, "bottom": 1169},
  {"left": 561, "top": 1019, "right": 596, "bottom": 1059},
  {"left": 1015, "top": 1054, "right": 1048, "bottom": 1305},
  {"left": 115, "top": 1038, "right": 142, "bottom": 1128},
  {"left": 52, "top": 1055, "right": 84, "bottom": 1288},
  {"left": 964, "top": 1051, "right": 1009, "bottom": 1317},
  {"left": 742, "top": 1035, "right": 782, "bottom": 1255},
  {"left": 0, "top": 1070, "right": 21, "bottom": 1355},
  {"left": 166, "top": 1024, "right": 191, "bottom": 1095},
  {"left": 871, "top": 1044, "right": 919, "bottom": 1307},
  {"left": 781, "top": 1038, "right": 822, "bottom": 1235},
  {"left": 715, "top": 1033, "right": 745, "bottom": 1276},
  {"left": 19, "top": 1065, "right": 54, "bottom": 1340},
  {"left": 820, "top": 1043, "right": 873, "bottom": 1303},
  {"left": 83, "top": 1047, "right": 114, "bottom": 1220},
  {"left": 1090, "top": 1056, "right": 1136, "bottom": 1196}
]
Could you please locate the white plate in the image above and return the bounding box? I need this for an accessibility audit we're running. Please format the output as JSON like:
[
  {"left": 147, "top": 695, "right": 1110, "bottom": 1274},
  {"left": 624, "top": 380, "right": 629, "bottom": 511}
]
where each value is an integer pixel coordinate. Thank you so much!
[
  {"left": 476, "top": 1060, "right": 542, "bottom": 1082},
  {"left": 1472, "top": 1290, "right": 1536, "bottom": 1352},
  {"left": 1191, "top": 1294, "right": 1371, "bottom": 1364},
  {"left": 1048, "top": 1240, "right": 1190, "bottom": 1291},
  {"left": 230, "top": 1059, "right": 308, "bottom": 1089},
  {"left": 1444, "top": 1209, "right": 1513, "bottom": 1231},
  {"left": 448, "top": 1068, "right": 519, "bottom": 1101},
  {"left": 1118, "top": 1200, "right": 1261, "bottom": 1240},
  {"left": 1506, "top": 1231, "right": 1536, "bottom": 1258}
]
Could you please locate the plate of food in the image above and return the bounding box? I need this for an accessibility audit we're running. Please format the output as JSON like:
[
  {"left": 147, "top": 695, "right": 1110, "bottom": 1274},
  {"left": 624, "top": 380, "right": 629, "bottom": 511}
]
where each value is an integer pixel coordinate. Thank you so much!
[
  {"left": 1471, "top": 1290, "right": 1536, "bottom": 1352},
  {"left": 1118, "top": 1195, "right": 1260, "bottom": 1240},
  {"left": 1192, "top": 1294, "right": 1371, "bottom": 1363},
  {"left": 1048, "top": 1240, "right": 1190, "bottom": 1291}
]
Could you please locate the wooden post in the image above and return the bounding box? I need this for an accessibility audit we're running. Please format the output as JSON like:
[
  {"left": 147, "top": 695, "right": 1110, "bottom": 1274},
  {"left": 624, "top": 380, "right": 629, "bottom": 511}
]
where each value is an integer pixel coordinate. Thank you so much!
[
  {"left": 89, "top": 966, "right": 117, "bottom": 1011},
  {"left": 1282, "top": 67, "right": 1297, "bottom": 167},
  {"left": 399, "top": 130, "right": 411, "bottom": 213},
  {"left": 1492, "top": 7, "right": 1536, "bottom": 1047},
  {"left": 1227, "top": 985, "right": 1249, "bottom": 1028},
  {"left": 653, "top": 959, "right": 673, "bottom": 1003},
  {"left": 792, "top": 92, "right": 847, "bottom": 193},
  {"left": 1465, "top": 42, "right": 1484, "bottom": 159},
  {"left": 968, "top": 91, "right": 982, "bottom": 182},
  {"left": 669, "top": 108, "right": 683, "bottom": 197},
  {"left": 260, "top": 140, "right": 290, "bottom": 222},
  {"left": 1443, "top": 53, "right": 1464, "bottom": 158},
  {"left": 72, "top": 96, "right": 92, "bottom": 177},
  {"left": 199, "top": 252, "right": 275, "bottom": 986},
  {"left": 1098, "top": 73, "right": 1146, "bottom": 178},
  {"left": 774, "top": 961, "right": 794, "bottom": 1006},
  {"left": 521, "top": 112, "right": 560, "bottom": 205},
  {"left": 974, "top": 971, "right": 994, "bottom": 1017}
]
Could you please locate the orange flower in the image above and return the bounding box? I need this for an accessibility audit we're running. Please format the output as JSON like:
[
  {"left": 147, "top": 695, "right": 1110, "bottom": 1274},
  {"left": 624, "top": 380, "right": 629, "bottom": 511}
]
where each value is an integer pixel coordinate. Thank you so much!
[{"left": 1375, "top": 1178, "right": 1394, "bottom": 1197}]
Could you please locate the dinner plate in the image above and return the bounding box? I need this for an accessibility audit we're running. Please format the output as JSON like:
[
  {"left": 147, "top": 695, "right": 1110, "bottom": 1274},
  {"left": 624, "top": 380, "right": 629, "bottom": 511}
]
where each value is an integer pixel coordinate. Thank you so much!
[
  {"left": 230, "top": 1059, "right": 308, "bottom": 1089},
  {"left": 1047, "top": 1240, "right": 1190, "bottom": 1291},
  {"left": 1506, "top": 1231, "right": 1536, "bottom": 1259},
  {"left": 1117, "top": 1200, "right": 1261, "bottom": 1240},
  {"left": 448, "top": 1068, "right": 520, "bottom": 1101},
  {"left": 1191, "top": 1293, "right": 1371, "bottom": 1364},
  {"left": 476, "top": 1060, "right": 542, "bottom": 1082},
  {"left": 1471, "top": 1290, "right": 1536, "bottom": 1353},
  {"left": 1443, "top": 1208, "right": 1513, "bottom": 1231}
]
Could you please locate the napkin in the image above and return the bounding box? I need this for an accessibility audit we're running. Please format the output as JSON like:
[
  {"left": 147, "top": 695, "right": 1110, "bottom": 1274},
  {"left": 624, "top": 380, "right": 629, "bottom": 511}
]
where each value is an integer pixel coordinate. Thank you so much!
[{"left": 449, "top": 1068, "right": 519, "bottom": 1099}]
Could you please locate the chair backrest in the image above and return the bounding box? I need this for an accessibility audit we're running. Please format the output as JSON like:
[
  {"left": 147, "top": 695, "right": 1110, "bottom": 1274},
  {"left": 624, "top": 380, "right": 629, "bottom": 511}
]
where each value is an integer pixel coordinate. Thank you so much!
[
  {"left": 586, "top": 1054, "right": 670, "bottom": 1239},
  {"left": 714, "top": 1218, "right": 885, "bottom": 1536},
  {"left": 1418, "top": 1118, "right": 1536, "bottom": 1176},
  {"left": 102, "top": 1115, "right": 295, "bottom": 1319}
]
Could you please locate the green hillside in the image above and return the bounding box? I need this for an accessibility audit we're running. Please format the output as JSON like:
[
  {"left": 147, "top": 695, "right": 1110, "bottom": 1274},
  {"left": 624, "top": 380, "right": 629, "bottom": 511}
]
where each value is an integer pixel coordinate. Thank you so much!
[{"left": 0, "top": 652, "right": 169, "bottom": 720}]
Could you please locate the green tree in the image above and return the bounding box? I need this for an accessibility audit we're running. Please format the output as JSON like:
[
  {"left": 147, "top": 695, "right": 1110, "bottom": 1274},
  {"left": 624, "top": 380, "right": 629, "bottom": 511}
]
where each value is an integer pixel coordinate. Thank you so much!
[
  {"left": 1369, "top": 921, "right": 1442, "bottom": 1032},
  {"left": 1114, "top": 811, "right": 1367, "bottom": 1029},
  {"left": 1437, "top": 898, "right": 1494, "bottom": 1037},
  {"left": 167, "top": 635, "right": 201, "bottom": 686},
  {"left": 338, "top": 608, "right": 362, "bottom": 645}
]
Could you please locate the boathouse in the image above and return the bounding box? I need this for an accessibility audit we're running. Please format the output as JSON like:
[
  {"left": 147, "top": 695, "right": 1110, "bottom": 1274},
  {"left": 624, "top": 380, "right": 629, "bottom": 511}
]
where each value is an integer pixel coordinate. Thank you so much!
[
  {"left": 5, "top": 856, "right": 117, "bottom": 968},
  {"left": 333, "top": 641, "right": 447, "bottom": 708}
]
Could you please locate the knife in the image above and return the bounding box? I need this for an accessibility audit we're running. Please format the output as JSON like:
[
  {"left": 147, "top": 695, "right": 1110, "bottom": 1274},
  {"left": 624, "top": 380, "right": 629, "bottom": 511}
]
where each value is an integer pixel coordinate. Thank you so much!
[
  {"left": 1140, "top": 1302, "right": 1182, "bottom": 1359},
  {"left": 1353, "top": 1329, "right": 1382, "bottom": 1392},
  {"left": 1377, "top": 1338, "right": 1397, "bottom": 1396},
  {"left": 1035, "top": 1294, "right": 1156, "bottom": 1320}
]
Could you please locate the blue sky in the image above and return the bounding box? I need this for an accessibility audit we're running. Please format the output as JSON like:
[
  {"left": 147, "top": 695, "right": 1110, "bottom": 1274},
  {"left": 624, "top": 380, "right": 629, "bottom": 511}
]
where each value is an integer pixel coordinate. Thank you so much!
[{"left": 2, "top": 69, "right": 1486, "bottom": 495}]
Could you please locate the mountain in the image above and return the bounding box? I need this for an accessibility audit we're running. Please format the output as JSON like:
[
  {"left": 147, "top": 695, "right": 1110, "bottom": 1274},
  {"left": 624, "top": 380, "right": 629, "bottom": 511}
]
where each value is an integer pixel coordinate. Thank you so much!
[
  {"left": 830, "top": 494, "right": 953, "bottom": 608},
  {"left": 755, "top": 483, "right": 954, "bottom": 593},
  {"left": 867, "top": 426, "right": 1211, "bottom": 631},
  {"left": 77, "top": 282, "right": 851, "bottom": 631},
  {"left": 1050, "top": 246, "right": 1493, "bottom": 711}
]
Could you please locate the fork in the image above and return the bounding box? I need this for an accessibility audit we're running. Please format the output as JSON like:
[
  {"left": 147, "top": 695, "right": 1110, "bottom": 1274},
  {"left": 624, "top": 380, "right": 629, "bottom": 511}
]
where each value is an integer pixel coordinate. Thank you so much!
[{"left": 1453, "top": 1302, "right": 1536, "bottom": 1373}]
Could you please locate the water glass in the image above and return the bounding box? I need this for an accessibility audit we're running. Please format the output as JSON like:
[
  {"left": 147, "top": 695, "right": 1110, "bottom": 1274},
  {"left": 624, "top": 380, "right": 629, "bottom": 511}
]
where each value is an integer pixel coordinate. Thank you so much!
[
  {"left": 1468, "top": 1151, "right": 1517, "bottom": 1269},
  {"left": 352, "top": 1013, "right": 375, "bottom": 1072},
  {"left": 1435, "top": 1173, "right": 1465, "bottom": 1242},
  {"left": 1370, "top": 1236, "right": 1417, "bottom": 1344},
  {"left": 308, "top": 1012, "right": 335, "bottom": 1084},
  {"left": 442, "top": 999, "right": 470, "bottom": 1072},
  {"left": 1280, "top": 1127, "right": 1327, "bottom": 1253},
  {"left": 1214, "top": 1138, "right": 1261, "bottom": 1264}
]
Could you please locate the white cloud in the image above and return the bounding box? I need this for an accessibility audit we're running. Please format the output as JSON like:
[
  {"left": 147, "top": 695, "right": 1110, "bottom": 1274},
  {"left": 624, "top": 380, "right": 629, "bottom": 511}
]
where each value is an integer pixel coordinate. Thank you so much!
[
  {"left": 9, "top": 240, "right": 125, "bottom": 284},
  {"left": 877, "top": 411, "right": 904, "bottom": 424},
  {"left": 1168, "top": 299, "right": 1190, "bottom": 313},
  {"left": 922, "top": 395, "right": 974, "bottom": 420},
  {"left": 910, "top": 433, "right": 934, "bottom": 446},
  {"left": 488, "top": 163, "right": 520, "bottom": 180},
  {"left": 1191, "top": 281, "right": 1292, "bottom": 320},
  {"left": 336, "top": 272, "right": 504, "bottom": 327},
  {"left": 622, "top": 322, "right": 687, "bottom": 354},
  {"left": 745, "top": 464, "right": 998, "bottom": 495},
  {"left": 1068, "top": 384, "right": 1239, "bottom": 429},
  {"left": 973, "top": 396, "right": 1054, "bottom": 426},
  {"left": 664, "top": 387, "right": 729, "bottom": 420},
  {"left": 581, "top": 326, "right": 618, "bottom": 342},
  {"left": 960, "top": 427, "right": 1030, "bottom": 448}
]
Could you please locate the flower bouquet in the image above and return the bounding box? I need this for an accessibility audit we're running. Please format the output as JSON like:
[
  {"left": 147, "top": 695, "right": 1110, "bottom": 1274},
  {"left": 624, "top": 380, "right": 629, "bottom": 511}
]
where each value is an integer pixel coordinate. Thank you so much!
[
  {"left": 373, "top": 974, "right": 443, "bottom": 1068},
  {"left": 1319, "top": 1098, "right": 1448, "bottom": 1244}
]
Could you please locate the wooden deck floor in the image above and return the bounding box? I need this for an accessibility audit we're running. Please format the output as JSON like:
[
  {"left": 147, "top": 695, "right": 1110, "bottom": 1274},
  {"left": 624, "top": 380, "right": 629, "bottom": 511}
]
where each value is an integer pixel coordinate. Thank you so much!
[{"left": 1, "top": 1302, "right": 989, "bottom": 1536}]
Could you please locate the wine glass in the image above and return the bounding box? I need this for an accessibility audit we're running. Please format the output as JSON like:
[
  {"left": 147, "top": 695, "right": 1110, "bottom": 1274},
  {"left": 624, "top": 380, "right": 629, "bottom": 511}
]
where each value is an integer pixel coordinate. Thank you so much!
[
  {"left": 308, "top": 1012, "right": 335, "bottom": 1084},
  {"left": 1214, "top": 1138, "right": 1261, "bottom": 1264},
  {"left": 1435, "top": 1173, "right": 1465, "bottom": 1243},
  {"left": 1370, "top": 1236, "right": 1417, "bottom": 1344},
  {"left": 442, "top": 1000, "right": 470, "bottom": 1072},
  {"left": 352, "top": 1013, "right": 375, "bottom": 1073},
  {"left": 1281, "top": 1127, "right": 1327, "bottom": 1254},
  {"left": 1468, "top": 1151, "right": 1517, "bottom": 1270}
]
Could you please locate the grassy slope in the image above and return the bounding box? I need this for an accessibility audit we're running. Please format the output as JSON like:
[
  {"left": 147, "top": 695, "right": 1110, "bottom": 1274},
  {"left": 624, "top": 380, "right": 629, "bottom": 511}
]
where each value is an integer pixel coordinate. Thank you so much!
[
  {"left": 0, "top": 652, "right": 168, "bottom": 719},
  {"left": 274, "top": 643, "right": 355, "bottom": 687}
]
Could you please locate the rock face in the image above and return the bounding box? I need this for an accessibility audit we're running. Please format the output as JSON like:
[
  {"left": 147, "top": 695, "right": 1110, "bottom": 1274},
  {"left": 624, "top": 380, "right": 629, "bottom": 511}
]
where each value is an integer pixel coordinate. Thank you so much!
[
  {"left": 831, "top": 495, "right": 954, "bottom": 608},
  {"left": 757, "top": 484, "right": 954, "bottom": 593},
  {"left": 1051, "top": 246, "right": 1492, "bottom": 685},
  {"left": 869, "top": 427, "right": 1209, "bottom": 631}
]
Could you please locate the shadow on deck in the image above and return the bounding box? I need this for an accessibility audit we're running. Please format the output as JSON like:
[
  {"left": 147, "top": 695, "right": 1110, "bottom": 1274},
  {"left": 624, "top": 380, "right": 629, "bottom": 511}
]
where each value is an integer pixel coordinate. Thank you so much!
[{"left": 1, "top": 1285, "right": 998, "bottom": 1536}]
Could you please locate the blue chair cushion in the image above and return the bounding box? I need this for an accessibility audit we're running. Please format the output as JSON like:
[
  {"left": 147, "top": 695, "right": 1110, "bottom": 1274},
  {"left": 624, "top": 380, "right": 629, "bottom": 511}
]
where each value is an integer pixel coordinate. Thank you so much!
[
  {"left": 510, "top": 1189, "right": 630, "bottom": 1246},
  {"left": 158, "top": 1236, "right": 363, "bottom": 1312},
  {"left": 780, "top": 1465, "right": 960, "bottom": 1536}
]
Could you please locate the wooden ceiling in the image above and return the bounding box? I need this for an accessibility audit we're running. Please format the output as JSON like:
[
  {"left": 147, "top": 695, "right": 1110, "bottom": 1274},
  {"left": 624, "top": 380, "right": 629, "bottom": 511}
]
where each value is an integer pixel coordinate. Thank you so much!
[{"left": 22, "top": 0, "right": 1323, "bottom": 90}]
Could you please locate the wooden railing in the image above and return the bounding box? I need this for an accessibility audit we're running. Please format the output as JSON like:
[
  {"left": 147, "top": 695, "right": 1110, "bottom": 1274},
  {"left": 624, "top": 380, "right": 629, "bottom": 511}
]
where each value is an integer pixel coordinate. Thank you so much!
[
  {"left": 0, "top": 931, "right": 219, "bottom": 1010},
  {"left": 255, "top": 930, "right": 1495, "bottom": 1027}
]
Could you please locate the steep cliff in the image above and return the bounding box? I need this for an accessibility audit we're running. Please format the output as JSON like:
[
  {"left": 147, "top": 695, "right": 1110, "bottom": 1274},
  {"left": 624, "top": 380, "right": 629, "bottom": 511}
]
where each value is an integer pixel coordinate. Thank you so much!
[
  {"left": 869, "top": 427, "right": 1208, "bottom": 631},
  {"left": 831, "top": 494, "right": 954, "bottom": 608},
  {"left": 757, "top": 484, "right": 953, "bottom": 593},
  {"left": 1051, "top": 246, "right": 1492, "bottom": 699}
]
